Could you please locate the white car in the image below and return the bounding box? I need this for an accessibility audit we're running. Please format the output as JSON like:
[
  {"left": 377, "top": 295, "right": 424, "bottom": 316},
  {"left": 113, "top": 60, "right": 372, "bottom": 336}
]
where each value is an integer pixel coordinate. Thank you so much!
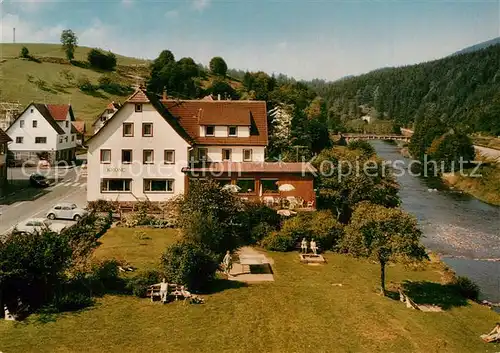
[
  {"left": 46, "top": 203, "right": 88, "bottom": 221},
  {"left": 15, "top": 218, "right": 67, "bottom": 234}
]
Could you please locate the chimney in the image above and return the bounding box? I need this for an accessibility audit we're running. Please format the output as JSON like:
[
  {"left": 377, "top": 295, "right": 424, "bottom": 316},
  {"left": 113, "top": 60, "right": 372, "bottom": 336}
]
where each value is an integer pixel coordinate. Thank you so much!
[
  {"left": 217, "top": 94, "right": 221, "bottom": 101},
  {"left": 163, "top": 89, "right": 168, "bottom": 101}
]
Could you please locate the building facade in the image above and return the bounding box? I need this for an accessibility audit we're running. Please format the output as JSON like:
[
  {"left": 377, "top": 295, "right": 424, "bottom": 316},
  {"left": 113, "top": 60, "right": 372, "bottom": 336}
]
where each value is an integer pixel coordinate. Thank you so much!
[
  {"left": 6, "top": 103, "right": 77, "bottom": 164},
  {"left": 86, "top": 88, "right": 316, "bottom": 206},
  {"left": 92, "top": 101, "right": 121, "bottom": 135}
]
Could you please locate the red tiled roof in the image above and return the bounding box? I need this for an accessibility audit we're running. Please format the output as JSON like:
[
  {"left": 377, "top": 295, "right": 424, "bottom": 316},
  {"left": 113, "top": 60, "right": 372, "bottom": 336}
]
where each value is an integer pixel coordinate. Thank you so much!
[
  {"left": 107, "top": 101, "right": 121, "bottom": 110},
  {"left": 182, "top": 162, "right": 317, "bottom": 174},
  {"left": 46, "top": 104, "right": 70, "bottom": 121},
  {"left": 164, "top": 100, "right": 268, "bottom": 146},
  {"left": 0, "top": 128, "right": 12, "bottom": 143},
  {"left": 72, "top": 121, "right": 86, "bottom": 133},
  {"left": 126, "top": 89, "right": 150, "bottom": 103}
]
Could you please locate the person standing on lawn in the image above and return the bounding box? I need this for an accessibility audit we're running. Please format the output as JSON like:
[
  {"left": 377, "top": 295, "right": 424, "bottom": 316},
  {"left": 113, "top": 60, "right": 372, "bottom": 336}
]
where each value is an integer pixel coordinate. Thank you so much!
[{"left": 223, "top": 250, "right": 233, "bottom": 277}]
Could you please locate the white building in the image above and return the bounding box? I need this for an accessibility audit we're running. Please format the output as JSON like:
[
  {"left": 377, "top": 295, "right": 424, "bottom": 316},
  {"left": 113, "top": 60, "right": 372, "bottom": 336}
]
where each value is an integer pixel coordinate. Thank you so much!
[
  {"left": 6, "top": 103, "right": 77, "bottom": 163},
  {"left": 85, "top": 88, "right": 268, "bottom": 203}
]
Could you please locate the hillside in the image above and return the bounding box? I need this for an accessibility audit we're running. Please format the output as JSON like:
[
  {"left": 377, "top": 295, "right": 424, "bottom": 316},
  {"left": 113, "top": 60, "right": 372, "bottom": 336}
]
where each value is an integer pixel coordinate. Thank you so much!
[
  {"left": 309, "top": 44, "right": 500, "bottom": 135},
  {"left": 453, "top": 37, "right": 500, "bottom": 56},
  {"left": 0, "top": 43, "right": 150, "bottom": 126}
]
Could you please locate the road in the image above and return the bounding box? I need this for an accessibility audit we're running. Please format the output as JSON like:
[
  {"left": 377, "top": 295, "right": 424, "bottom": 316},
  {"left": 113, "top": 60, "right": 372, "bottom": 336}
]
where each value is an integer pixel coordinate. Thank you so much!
[{"left": 0, "top": 166, "right": 87, "bottom": 235}]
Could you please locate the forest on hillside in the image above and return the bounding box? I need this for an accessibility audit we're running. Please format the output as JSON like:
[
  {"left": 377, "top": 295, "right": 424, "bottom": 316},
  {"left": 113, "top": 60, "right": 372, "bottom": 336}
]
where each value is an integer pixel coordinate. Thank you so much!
[{"left": 308, "top": 44, "right": 500, "bottom": 136}]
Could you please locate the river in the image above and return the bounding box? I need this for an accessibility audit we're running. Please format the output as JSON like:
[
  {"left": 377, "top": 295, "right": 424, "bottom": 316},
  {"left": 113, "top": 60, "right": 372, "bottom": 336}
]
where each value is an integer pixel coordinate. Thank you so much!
[{"left": 371, "top": 140, "right": 500, "bottom": 302}]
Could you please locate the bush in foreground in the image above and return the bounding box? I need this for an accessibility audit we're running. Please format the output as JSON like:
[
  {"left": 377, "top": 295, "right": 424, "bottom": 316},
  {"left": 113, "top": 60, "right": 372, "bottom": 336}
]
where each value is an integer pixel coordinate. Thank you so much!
[
  {"left": 454, "top": 276, "right": 480, "bottom": 301},
  {"left": 161, "top": 241, "right": 219, "bottom": 291}
]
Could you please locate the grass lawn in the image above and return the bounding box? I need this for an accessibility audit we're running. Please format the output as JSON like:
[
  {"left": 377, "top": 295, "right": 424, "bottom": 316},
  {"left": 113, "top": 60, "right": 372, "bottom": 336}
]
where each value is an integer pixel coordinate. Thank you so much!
[
  {"left": 1, "top": 43, "right": 148, "bottom": 66},
  {"left": 0, "top": 228, "right": 499, "bottom": 353}
]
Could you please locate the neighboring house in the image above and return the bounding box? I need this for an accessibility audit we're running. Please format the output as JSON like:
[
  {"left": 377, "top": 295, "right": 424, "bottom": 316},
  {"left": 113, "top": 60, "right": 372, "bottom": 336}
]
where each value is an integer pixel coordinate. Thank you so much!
[
  {"left": 0, "top": 128, "right": 12, "bottom": 189},
  {"left": 92, "top": 101, "right": 121, "bottom": 134},
  {"left": 361, "top": 115, "right": 372, "bottom": 124},
  {"left": 6, "top": 103, "right": 77, "bottom": 164},
  {"left": 72, "top": 121, "right": 86, "bottom": 145},
  {"left": 85, "top": 88, "right": 316, "bottom": 205}
]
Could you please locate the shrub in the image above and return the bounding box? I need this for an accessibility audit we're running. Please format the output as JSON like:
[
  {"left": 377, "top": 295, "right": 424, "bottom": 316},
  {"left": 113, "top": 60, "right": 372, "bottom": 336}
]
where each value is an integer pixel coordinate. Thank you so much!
[
  {"left": 88, "top": 49, "right": 117, "bottom": 70},
  {"left": 347, "top": 140, "right": 375, "bottom": 157},
  {"left": 279, "top": 213, "right": 313, "bottom": 244},
  {"left": 48, "top": 292, "right": 94, "bottom": 313},
  {"left": 454, "top": 276, "right": 480, "bottom": 301},
  {"left": 179, "top": 180, "right": 242, "bottom": 255},
  {"left": 260, "top": 231, "right": 296, "bottom": 252},
  {"left": 20, "top": 46, "right": 29, "bottom": 58},
  {"left": 250, "top": 222, "right": 274, "bottom": 244},
  {"left": 308, "top": 211, "right": 344, "bottom": 250},
  {"left": 161, "top": 241, "right": 219, "bottom": 291},
  {"left": 87, "top": 199, "right": 118, "bottom": 213},
  {"left": 77, "top": 75, "right": 96, "bottom": 92},
  {"left": 126, "top": 270, "right": 161, "bottom": 297}
]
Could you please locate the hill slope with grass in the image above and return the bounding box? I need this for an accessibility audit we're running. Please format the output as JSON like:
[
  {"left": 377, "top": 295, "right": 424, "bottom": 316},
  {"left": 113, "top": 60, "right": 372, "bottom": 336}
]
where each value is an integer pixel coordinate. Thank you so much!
[{"left": 0, "top": 43, "right": 150, "bottom": 126}]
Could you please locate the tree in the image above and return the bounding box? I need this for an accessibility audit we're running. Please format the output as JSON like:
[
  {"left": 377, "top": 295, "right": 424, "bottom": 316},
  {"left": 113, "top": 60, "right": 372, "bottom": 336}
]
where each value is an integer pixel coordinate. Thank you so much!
[
  {"left": 347, "top": 140, "right": 376, "bottom": 157},
  {"left": 209, "top": 56, "right": 228, "bottom": 76},
  {"left": 161, "top": 241, "right": 219, "bottom": 291},
  {"left": 87, "top": 49, "right": 116, "bottom": 70},
  {"left": 0, "top": 230, "right": 72, "bottom": 313},
  {"left": 306, "top": 119, "right": 331, "bottom": 154},
  {"left": 343, "top": 202, "right": 428, "bottom": 295},
  {"left": 427, "top": 131, "right": 475, "bottom": 172},
  {"left": 60, "top": 29, "right": 78, "bottom": 61},
  {"left": 178, "top": 179, "right": 243, "bottom": 255},
  {"left": 313, "top": 146, "right": 400, "bottom": 223},
  {"left": 207, "top": 79, "right": 239, "bottom": 100},
  {"left": 20, "top": 46, "right": 29, "bottom": 58}
]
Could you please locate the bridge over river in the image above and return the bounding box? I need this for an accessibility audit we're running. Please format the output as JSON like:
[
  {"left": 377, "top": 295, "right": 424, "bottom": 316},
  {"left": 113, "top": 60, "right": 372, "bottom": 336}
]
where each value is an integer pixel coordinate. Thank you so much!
[{"left": 341, "top": 133, "right": 411, "bottom": 143}]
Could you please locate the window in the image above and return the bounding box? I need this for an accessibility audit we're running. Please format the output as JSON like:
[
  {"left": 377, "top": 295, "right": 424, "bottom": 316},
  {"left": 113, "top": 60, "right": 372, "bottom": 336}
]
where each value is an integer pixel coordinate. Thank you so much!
[
  {"left": 216, "top": 179, "right": 232, "bottom": 187},
  {"left": 135, "top": 104, "right": 142, "bottom": 112},
  {"left": 100, "top": 116, "right": 107, "bottom": 122},
  {"left": 35, "top": 137, "right": 47, "bottom": 144},
  {"left": 222, "top": 149, "right": 232, "bottom": 161},
  {"left": 144, "top": 179, "right": 174, "bottom": 193},
  {"left": 143, "top": 150, "right": 154, "bottom": 164},
  {"left": 100, "top": 149, "right": 111, "bottom": 164},
  {"left": 72, "top": 135, "right": 75, "bottom": 141},
  {"left": 65, "top": 136, "right": 68, "bottom": 142},
  {"left": 30, "top": 108, "right": 34, "bottom": 114},
  {"left": 237, "top": 179, "right": 255, "bottom": 194},
  {"left": 198, "top": 148, "right": 208, "bottom": 161},
  {"left": 164, "top": 150, "right": 175, "bottom": 164},
  {"left": 101, "top": 179, "right": 132, "bottom": 192},
  {"left": 16, "top": 137, "right": 23, "bottom": 144},
  {"left": 262, "top": 179, "right": 279, "bottom": 194},
  {"left": 59, "top": 137, "right": 63, "bottom": 143},
  {"left": 20, "top": 120, "right": 24, "bottom": 128},
  {"left": 228, "top": 126, "right": 237, "bottom": 136},
  {"left": 122, "top": 149, "right": 133, "bottom": 164},
  {"left": 205, "top": 125, "right": 215, "bottom": 136},
  {"left": 142, "top": 123, "right": 153, "bottom": 137},
  {"left": 65, "top": 121, "right": 69, "bottom": 128},
  {"left": 123, "top": 122, "right": 134, "bottom": 137},
  {"left": 32, "top": 120, "right": 38, "bottom": 128},
  {"left": 243, "top": 149, "right": 252, "bottom": 162}
]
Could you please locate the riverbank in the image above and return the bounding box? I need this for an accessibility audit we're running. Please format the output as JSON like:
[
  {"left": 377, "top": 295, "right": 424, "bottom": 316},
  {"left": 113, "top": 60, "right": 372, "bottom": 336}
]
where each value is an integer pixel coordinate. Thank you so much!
[{"left": 442, "top": 164, "right": 500, "bottom": 206}]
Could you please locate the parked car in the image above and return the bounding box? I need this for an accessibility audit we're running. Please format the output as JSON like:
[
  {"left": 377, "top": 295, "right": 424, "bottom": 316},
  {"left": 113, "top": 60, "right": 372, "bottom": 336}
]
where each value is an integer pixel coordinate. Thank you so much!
[
  {"left": 15, "top": 218, "right": 67, "bottom": 234},
  {"left": 29, "top": 173, "right": 49, "bottom": 188},
  {"left": 46, "top": 203, "right": 87, "bottom": 221}
]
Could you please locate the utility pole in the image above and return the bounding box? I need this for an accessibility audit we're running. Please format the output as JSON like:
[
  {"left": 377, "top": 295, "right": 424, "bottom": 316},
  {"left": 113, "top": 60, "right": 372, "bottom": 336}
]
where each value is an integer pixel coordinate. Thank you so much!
[{"left": 13, "top": 28, "right": 15, "bottom": 44}]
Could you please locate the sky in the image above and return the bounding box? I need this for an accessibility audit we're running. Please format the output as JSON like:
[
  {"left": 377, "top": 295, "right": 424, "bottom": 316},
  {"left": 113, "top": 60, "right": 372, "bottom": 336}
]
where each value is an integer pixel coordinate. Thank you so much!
[{"left": 0, "top": 0, "right": 499, "bottom": 80}]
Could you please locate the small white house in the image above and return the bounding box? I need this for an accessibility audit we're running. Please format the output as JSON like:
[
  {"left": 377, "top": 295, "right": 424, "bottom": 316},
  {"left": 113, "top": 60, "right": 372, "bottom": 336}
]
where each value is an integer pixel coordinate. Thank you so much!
[
  {"left": 6, "top": 103, "right": 77, "bottom": 163},
  {"left": 91, "top": 101, "right": 121, "bottom": 135}
]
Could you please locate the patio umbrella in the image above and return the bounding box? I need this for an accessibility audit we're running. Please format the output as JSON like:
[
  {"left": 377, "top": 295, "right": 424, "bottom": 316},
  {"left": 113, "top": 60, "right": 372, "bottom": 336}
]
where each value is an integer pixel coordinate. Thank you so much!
[
  {"left": 222, "top": 184, "right": 241, "bottom": 193},
  {"left": 278, "top": 184, "right": 295, "bottom": 192}
]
